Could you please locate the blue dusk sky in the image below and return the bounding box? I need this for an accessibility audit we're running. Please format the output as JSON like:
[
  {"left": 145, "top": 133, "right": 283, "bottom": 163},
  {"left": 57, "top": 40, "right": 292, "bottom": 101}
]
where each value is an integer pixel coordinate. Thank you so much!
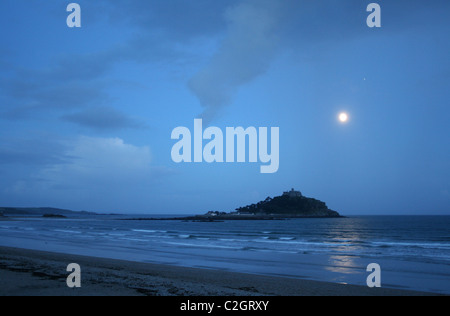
[{"left": 0, "top": 0, "right": 449, "bottom": 215}]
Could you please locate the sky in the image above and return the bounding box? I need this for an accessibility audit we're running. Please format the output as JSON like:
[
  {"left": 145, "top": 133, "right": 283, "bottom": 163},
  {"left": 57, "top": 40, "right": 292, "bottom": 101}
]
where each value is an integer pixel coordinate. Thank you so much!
[{"left": 0, "top": 0, "right": 449, "bottom": 215}]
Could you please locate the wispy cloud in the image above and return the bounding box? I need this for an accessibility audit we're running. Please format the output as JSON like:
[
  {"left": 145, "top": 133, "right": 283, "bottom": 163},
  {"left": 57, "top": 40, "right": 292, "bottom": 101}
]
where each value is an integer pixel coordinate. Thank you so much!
[
  {"left": 0, "top": 65, "right": 108, "bottom": 119},
  {"left": 188, "top": 0, "right": 282, "bottom": 123},
  {"left": 61, "top": 106, "right": 146, "bottom": 131},
  {"left": 102, "top": 0, "right": 234, "bottom": 41},
  {"left": 0, "top": 135, "right": 69, "bottom": 166}
]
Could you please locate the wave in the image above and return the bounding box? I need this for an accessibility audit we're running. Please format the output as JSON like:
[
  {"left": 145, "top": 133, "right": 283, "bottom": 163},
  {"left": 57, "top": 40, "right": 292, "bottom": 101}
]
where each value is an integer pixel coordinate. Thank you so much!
[
  {"left": 164, "top": 241, "right": 243, "bottom": 250},
  {"left": 132, "top": 229, "right": 157, "bottom": 233},
  {"left": 371, "top": 241, "right": 450, "bottom": 250},
  {"left": 132, "top": 229, "right": 167, "bottom": 233},
  {"left": 279, "top": 237, "right": 296, "bottom": 241},
  {"left": 118, "top": 237, "right": 149, "bottom": 242},
  {"left": 53, "top": 229, "right": 82, "bottom": 234}
]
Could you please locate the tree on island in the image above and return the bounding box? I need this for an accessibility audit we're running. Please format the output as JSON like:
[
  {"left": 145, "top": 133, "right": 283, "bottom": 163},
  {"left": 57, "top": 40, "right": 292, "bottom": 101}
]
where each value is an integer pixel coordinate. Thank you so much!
[{"left": 235, "top": 189, "right": 340, "bottom": 217}]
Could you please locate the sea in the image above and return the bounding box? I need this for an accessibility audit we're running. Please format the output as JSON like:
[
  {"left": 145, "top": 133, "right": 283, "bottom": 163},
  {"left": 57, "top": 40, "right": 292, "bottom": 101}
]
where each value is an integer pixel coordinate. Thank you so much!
[{"left": 0, "top": 215, "right": 449, "bottom": 295}]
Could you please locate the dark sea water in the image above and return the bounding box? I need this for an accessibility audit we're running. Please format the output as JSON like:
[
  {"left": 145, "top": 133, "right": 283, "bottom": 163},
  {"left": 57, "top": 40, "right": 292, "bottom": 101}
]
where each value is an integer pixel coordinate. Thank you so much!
[{"left": 1, "top": 215, "right": 449, "bottom": 294}]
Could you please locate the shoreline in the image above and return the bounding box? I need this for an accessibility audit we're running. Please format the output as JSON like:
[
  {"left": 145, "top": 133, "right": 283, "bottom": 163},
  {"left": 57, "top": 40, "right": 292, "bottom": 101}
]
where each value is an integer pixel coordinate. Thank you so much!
[
  {"left": 0, "top": 246, "right": 439, "bottom": 296},
  {"left": 118, "top": 215, "right": 345, "bottom": 222}
]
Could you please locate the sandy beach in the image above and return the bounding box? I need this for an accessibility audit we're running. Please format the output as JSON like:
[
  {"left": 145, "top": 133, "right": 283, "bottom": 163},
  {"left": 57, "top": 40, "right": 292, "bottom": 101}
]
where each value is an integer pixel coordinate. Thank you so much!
[{"left": 0, "top": 246, "right": 439, "bottom": 296}]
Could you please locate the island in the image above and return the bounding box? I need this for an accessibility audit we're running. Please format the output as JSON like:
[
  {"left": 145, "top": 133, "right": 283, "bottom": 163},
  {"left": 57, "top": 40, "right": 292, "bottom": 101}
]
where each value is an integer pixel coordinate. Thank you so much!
[
  {"left": 197, "top": 189, "right": 341, "bottom": 220},
  {"left": 124, "top": 189, "right": 342, "bottom": 221}
]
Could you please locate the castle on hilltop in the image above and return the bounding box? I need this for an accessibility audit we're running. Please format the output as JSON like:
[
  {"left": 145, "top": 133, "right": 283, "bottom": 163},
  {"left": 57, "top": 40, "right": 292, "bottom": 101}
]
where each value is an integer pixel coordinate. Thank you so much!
[{"left": 283, "top": 188, "right": 302, "bottom": 198}]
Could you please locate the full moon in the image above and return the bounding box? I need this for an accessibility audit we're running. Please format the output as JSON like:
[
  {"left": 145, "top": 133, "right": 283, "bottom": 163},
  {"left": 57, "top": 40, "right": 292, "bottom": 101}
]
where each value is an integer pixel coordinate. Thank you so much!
[{"left": 338, "top": 112, "right": 349, "bottom": 123}]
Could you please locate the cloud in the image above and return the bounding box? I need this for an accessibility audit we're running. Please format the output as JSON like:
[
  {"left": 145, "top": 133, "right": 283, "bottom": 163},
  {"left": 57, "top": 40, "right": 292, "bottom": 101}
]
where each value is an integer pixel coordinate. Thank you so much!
[
  {"left": 0, "top": 134, "right": 177, "bottom": 209},
  {"left": 102, "top": 0, "right": 235, "bottom": 41},
  {"left": 188, "top": 0, "right": 282, "bottom": 123},
  {"left": 42, "top": 136, "right": 153, "bottom": 182},
  {"left": 0, "top": 2, "right": 207, "bottom": 120},
  {"left": 61, "top": 106, "right": 146, "bottom": 130},
  {"left": 0, "top": 71, "right": 107, "bottom": 119},
  {"left": 0, "top": 135, "right": 69, "bottom": 167},
  {"left": 3, "top": 136, "right": 173, "bottom": 208},
  {"left": 1, "top": 1, "right": 276, "bottom": 122}
]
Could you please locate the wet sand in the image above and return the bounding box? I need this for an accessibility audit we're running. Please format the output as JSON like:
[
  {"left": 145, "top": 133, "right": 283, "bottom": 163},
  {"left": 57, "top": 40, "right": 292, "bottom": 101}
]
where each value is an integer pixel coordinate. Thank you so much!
[{"left": 0, "top": 246, "right": 438, "bottom": 296}]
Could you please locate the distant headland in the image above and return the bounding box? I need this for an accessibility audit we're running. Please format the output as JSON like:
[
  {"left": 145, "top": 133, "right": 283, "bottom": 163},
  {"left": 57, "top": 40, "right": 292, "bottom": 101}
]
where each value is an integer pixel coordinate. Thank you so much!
[{"left": 0, "top": 207, "right": 96, "bottom": 218}]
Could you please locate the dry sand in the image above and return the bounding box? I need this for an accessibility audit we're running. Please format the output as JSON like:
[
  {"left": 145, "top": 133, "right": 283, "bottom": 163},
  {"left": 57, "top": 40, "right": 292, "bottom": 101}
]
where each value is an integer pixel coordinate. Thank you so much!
[{"left": 0, "top": 246, "right": 438, "bottom": 296}]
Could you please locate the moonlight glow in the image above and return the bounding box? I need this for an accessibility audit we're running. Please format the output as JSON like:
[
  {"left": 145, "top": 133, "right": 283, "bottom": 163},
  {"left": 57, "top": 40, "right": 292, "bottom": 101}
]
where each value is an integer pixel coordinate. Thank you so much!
[{"left": 339, "top": 112, "right": 349, "bottom": 123}]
